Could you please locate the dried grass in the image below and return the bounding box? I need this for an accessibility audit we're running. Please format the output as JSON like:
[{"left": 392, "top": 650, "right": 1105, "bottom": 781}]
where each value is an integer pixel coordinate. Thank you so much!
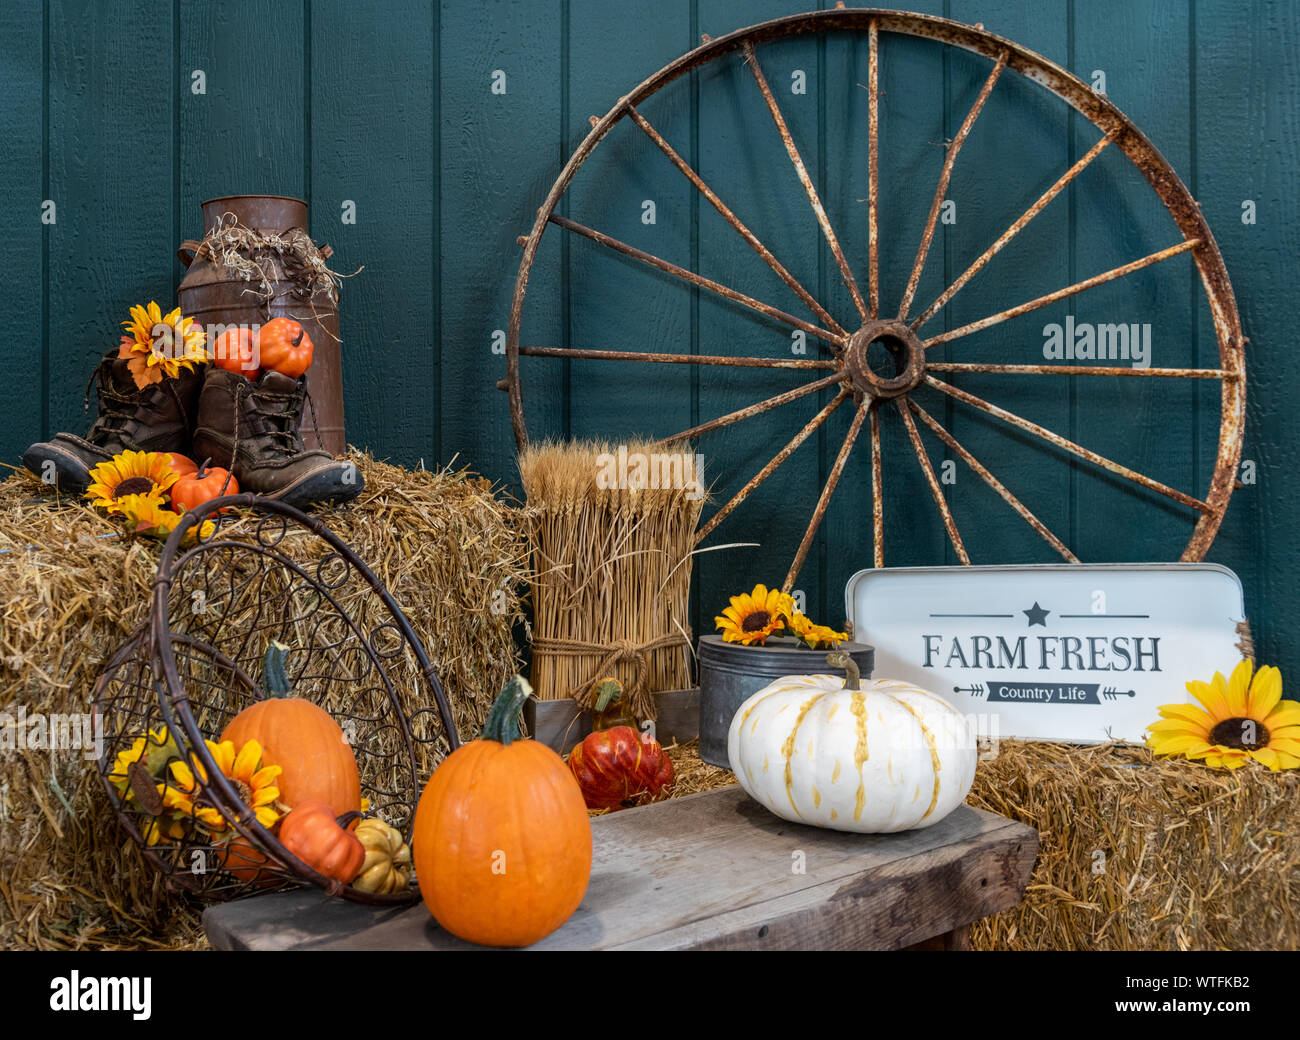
[
  {"left": 0, "top": 451, "right": 528, "bottom": 949},
  {"left": 519, "top": 440, "right": 702, "bottom": 717}
]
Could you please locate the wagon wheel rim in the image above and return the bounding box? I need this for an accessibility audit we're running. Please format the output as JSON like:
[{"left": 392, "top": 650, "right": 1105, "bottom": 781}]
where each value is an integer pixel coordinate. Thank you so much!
[{"left": 504, "top": 7, "right": 1245, "bottom": 590}]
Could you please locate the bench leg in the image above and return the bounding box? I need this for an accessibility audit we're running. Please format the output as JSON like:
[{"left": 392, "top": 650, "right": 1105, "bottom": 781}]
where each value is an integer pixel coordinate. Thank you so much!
[{"left": 904, "top": 923, "right": 972, "bottom": 951}]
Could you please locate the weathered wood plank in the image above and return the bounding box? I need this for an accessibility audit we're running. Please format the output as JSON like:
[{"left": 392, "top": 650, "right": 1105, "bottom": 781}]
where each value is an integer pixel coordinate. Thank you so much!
[{"left": 203, "top": 786, "right": 1037, "bottom": 950}]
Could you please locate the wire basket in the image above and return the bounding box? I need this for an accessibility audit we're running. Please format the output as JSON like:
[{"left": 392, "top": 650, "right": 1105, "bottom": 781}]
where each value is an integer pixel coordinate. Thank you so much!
[{"left": 93, "top": 495, "right": 460, "bottom": 904}]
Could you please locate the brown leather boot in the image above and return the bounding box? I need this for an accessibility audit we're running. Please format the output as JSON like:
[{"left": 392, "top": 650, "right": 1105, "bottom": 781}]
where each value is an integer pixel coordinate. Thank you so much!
[
  {"left": 23, "top": 350, "right": 202, "bottom": 493},
  {"left": 191, "top": 367, "right": 362, "bottom": 508}
]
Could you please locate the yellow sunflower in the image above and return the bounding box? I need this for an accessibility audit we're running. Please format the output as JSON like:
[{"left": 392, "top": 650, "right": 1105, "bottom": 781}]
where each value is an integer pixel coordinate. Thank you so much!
[
  {"left": 1146, "top": 659, "right": 1300, "bottom": 771},
  {"left": 164, "top": 739, "right": 283, "bottom": 832},
  {"left": 787, "top": 612, "right": 848, "bottom": 650},
  {"left": 85, "top": 450, "right": 179, "bottom": 513},
  {"left": 119, "top": 301, "right": 209, "bottom": 388},
  {"left": 107, "top": 726, "right": 176, "bottom": 793},
  {"left": 116, "top": 493, "right": 215, "bottom": 544},
  {"left": 715, "top": 583, "right": 795, "bottom": 646}
]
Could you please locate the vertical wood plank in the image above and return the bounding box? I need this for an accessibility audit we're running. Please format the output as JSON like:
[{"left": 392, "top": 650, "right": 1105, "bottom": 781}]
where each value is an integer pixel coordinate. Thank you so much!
[
  {"left": 695, "top": 0, "right": 826, "bottom": 620},
  {"left": 311, "top": 0, "right": 436, "bottom": 464},
  {"left": 1070, "top": 1, "right": 1195, "bottom": 564},
  {"left": 47, "top": 0, "right": 176, "bottom": 440},
  {"left": 178, "top": 0, "right": 305, "bottom": 232},
  {"left": 440, "top": 0, "right": 563, "bottom": 481},
  {"left": 1194, "top": 0, "right": 1300, "bottom": 685},
  {"left": 824, "top": 0, "right": 948, "bottom": 614},
  {"left": 0, "top": 0, "right": 45, "bottom": 463},
  {"left": 564, "top": 0, "right": 693, "bottom": 446},
  {"left": 937, "top": 0, "right": 1071, "bottom": 565}
]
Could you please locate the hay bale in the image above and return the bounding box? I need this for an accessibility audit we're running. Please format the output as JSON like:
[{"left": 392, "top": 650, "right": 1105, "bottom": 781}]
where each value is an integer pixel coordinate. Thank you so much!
[
  {"left": 968, "top": 741, "right": 1300, "bottom": 950},
  {"left": 0, "top": 451, "right": 528, "bottom": 949}
]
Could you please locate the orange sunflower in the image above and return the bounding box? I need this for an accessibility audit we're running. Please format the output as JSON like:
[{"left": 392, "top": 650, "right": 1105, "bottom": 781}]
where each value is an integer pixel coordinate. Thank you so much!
[
  {"left": 119, "top": 301, "right": 209, "bottom": 388},
  {"left": 715, "top": 584, "right": 795, "bottom": 646},
  {"left": 1146, "top": 659, "right": 1300, "bottom": 770}
]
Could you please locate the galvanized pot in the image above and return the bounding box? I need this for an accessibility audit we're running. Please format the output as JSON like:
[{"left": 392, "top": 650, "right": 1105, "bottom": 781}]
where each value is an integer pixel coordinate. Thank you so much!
[
  {"left": 697, "top": 634, "right": 875, "bottom": 767},
  {"left": 177, "top": 194, "right": 345, "bottom": 455}
]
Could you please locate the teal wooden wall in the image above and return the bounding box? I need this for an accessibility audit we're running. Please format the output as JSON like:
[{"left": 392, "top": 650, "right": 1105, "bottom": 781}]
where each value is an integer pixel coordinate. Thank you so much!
[{"left": 1, "top": 1, "right": 1296, "bottom": 686}]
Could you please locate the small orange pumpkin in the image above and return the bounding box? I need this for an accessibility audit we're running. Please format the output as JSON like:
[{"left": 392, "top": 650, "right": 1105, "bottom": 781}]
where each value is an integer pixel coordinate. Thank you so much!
[
  {"left": 221, "top": 643, "right": 362, "bottom": 816},
  {"left": 278, "top": 802, "right": 365, "bottom": 884},
  {"left": 413, "top": 676, "right": 592, "bottom": 947},
  {"left": 258, "top": 317, "right": 314, "bottom": 378},
  {"left": 212, "top": 326, "right": 261, "bottom": 378},
  {"left": 170, "top": 458, "right": 238, "bottom": 513},
  {"left": 164, "top": 452, "right": 198, "bottom": 477}
]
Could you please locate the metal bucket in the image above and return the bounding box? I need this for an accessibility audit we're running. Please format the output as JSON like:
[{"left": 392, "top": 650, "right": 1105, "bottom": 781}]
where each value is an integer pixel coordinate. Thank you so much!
[
  {"left": 177, "top": 195, "right": 345, "bottom": 455},
  {"left": 697, "top": 634, "right": 875, "bottom": 767}
]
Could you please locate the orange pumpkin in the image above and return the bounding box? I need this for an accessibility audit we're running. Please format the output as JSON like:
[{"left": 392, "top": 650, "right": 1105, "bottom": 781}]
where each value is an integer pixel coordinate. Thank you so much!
[
  {"left": 221, "top": 643, "right": 362, "bottom": 816},
  {"left": 170, "top": 458, "right": 238, "bottom": 513},
  {"left": 278, "top": 802, "right": 365, "bottom": 884},
  {"left": 413, "top": 676, "right": 592, "bottom": 947},
  {"left": 164, "top": 452, "right": 198, "bottom": 477},
  {"left": 258, "top": 317, "right": 314, "bottom": 378},
  {"left": 219, "top": 834, "right": 280, "bottom": 886},
  {"left": 212, "top": 326, "right": 261, "bottom": 378}
]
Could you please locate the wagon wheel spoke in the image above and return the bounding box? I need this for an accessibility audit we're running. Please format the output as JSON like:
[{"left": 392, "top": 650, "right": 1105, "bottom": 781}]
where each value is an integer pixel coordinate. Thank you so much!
[
  {"left": 895, "top": 398, "right": 970, "bottom": 564},
  {"left": 626, "top": 104, "right": 847, "bottom": 339},
  {"left": 913, "top": 132, "right": 1114, "bottom": 330},
  {"left": 654, "top": 372, "right": 844, "bottom": 446},
  {"left": 925, "top": 374, "right": 1214, "bottom": 513},
  {"left": 926, "top": 361, "right": 1229, "bottom": 379},
  {"left": 783, "top": 402, "right": 869, "bottom": 591},
  {"left": 908, "top": 399, "right": 1078, "bottom": 562},
  {"left": 695, "top": 388, "right": 849, "bottom": 545},
  {"left": 870, "top": 405, "right": 883, "bottom": 568},
  {"left": 923, "top": 239, "right": 1201, "bottom": 349},
  {"left": 867, "top": 17, "right": 881, "bottom": 319},
  {"left": 548, "top": 214, "right": 844, "bottom": 346},
  {"left": 518, "top": 345, "right": 836, "bottom": 370},
  {"left": 897, "top": 51, "right": 1008, "bottom": 320},
  {"left": 743, "top": 40, "right": 869, "bottom": 323}
]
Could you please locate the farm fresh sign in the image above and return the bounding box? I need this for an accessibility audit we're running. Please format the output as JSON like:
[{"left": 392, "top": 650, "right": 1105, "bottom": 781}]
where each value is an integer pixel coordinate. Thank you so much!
[{"left": 845, "top": 565, "right": 1246, "bottom": 743}]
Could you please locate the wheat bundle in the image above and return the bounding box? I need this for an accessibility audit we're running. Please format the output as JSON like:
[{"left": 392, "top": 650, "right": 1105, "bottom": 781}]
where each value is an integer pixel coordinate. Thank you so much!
[{"left": 519, "top": 440, "right": 704, "bottom": 717}]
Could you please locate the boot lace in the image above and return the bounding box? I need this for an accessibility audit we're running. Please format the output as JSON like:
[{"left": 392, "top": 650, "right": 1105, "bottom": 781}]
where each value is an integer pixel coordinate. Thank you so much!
[{"left": 230, "top": 379, "right": 322, "bottom": 462}]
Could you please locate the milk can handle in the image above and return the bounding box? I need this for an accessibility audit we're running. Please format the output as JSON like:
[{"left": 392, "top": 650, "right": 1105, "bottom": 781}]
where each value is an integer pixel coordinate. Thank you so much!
[{"left": 177, "top": 240, "right": 204, "bottom": 267}]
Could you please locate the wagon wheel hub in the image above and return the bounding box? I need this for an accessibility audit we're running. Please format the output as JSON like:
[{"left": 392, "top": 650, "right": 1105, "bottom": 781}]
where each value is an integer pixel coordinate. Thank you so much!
[{"left": 843, "top": 320, "right": 927, "bottom": 402}]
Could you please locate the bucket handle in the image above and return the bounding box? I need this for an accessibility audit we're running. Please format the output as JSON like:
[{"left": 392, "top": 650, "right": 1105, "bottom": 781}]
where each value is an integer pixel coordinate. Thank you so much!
[{"left": 177, "top": 240, "right": 204, "bottom": 267}]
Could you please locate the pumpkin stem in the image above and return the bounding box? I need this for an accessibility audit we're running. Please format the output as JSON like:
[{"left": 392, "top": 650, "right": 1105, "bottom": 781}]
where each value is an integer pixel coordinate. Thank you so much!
[
  {"left": 593, "top": 677, "right": 623, "bottom": 713},
  {"left": 336, "top": 810, "right": 362, "bottom": 831},
  {"left": 195, "top": 456, "right": 212, "bottom": 480},
  {"left": 263, "top": 641, "right": 292, "bottom": 698},
  {"left": 292, "top": 327, "right": 304, "bottom": 347},
  {"left": 826, "top": 651, "right": 860, "bottom": 691},
  {"left": 481, "top": 675, "right": 534, "bottom": 745}
]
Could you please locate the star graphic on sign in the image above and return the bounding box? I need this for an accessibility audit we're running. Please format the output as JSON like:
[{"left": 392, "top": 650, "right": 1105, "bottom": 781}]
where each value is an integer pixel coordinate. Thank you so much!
[{"left": 1023, "top": 601, "right": 1051, "bottom": 627}]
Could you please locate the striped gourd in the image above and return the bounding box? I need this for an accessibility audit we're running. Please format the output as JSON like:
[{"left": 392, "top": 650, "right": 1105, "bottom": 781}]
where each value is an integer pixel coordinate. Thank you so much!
[{"left": 726, "top": 653, "right": 977, "bottom": 833}]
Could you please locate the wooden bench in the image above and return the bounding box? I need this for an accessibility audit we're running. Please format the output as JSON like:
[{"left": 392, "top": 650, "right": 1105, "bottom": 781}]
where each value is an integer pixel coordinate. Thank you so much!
[{"left": 203, "top": 785, "right": 1036, "bottom": 950}]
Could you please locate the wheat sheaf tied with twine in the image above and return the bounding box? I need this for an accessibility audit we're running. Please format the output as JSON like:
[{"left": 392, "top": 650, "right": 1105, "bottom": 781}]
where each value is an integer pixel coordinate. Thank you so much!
[
  {"left": 192, "top": 213, "right": 360, "bottom": 335},
  {"left": 531, "top": 632, "right": 689, "bottom": 720}
]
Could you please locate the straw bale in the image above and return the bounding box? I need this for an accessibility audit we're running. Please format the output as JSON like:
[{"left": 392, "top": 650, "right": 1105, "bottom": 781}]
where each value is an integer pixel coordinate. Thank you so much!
[{"left": 0, "top": 451, "right": 528, "bottom": 949}]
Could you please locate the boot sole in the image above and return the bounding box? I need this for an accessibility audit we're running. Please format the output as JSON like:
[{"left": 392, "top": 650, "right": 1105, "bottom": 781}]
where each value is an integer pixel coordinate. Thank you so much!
[
  {"left": 256, "top": 467, "right": 365, "bottom": 510},
  {"left": 21, "top": 444, "right": 95, "bottom": 494}
]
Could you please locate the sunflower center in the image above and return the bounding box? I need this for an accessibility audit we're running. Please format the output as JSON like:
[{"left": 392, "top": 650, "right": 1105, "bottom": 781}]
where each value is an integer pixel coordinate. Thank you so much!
[
  {"left": 1209, "top": 716, "right": 1269, "bottom": 750},
  {"left": 114, "top": 476, "right": 157, "bottom": 497},
  {"left": 234, "top": 779, "right": 254, "bottom": 805},
  {"left": 742, "top": 610, "right": 772, "bottom": 633}
]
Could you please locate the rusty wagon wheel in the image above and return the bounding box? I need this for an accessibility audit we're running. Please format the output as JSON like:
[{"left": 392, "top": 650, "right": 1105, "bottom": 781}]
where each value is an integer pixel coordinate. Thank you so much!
[{"left": 504, "top": 7, "right": 1244, "bottom": 591}]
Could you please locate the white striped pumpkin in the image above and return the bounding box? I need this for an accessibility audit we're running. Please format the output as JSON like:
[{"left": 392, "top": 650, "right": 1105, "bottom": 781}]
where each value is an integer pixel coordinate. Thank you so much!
[{"left": 727, "top": 655, "right": 976, "bottom": 833}]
